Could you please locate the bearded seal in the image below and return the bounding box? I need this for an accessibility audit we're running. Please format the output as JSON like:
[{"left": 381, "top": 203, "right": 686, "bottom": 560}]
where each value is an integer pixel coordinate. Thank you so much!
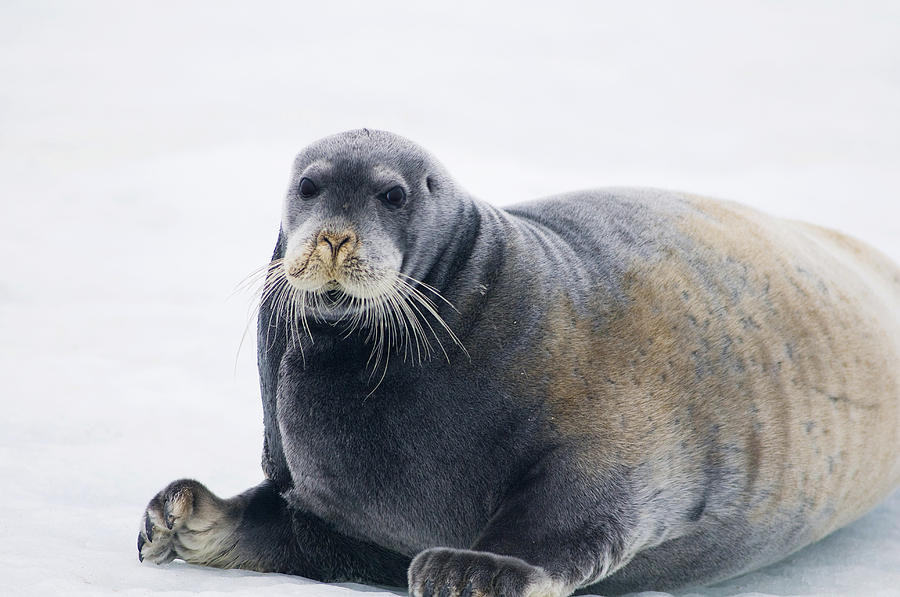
[{"left": 138, "top": 129, "right": 900, "bottom": 595}]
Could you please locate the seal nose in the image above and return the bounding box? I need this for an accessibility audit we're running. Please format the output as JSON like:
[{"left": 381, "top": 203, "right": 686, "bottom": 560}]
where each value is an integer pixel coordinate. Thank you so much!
[{"left": 317, "top": 229, "right": 358, "bottom": 264}]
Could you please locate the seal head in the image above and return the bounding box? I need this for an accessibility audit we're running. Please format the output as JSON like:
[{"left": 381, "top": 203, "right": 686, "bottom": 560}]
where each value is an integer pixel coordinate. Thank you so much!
[{"left": 271, "top": 129, "right": 470, "bottom": 368}]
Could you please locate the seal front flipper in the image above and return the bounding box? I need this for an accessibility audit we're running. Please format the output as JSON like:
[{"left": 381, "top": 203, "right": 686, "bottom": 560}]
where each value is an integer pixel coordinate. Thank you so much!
[
  {"left": 138, "top": 479, "right": 247, "bottom": 567},
  {"left": 138, "top": 479, "right": 410, "bottom": 584},
  {"left": 409, "top": 456, "right": 644, "bottom": 597},
  {"left": 408, "top": 549, "right": 560, "bottom": 597}
]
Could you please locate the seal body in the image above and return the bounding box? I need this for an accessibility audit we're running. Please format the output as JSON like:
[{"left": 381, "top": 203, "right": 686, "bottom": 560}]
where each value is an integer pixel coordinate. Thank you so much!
[{"left": 138, "top": 130, "right": 900, "bottom": 595}]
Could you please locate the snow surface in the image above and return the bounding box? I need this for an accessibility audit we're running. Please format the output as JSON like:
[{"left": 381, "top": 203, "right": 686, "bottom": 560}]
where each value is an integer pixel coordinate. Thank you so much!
[{"left": 1, "top": 1, "right": 899, "bottom": 596}]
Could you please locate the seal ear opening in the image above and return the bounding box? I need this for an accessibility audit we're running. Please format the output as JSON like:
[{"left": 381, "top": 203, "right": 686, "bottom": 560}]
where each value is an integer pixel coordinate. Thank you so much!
[{"left": 426, "top": 175, "right": 438, "bottom": 194}]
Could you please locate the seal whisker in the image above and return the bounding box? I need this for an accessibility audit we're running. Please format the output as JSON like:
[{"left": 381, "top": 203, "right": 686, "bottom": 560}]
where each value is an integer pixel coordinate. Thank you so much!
[
  {"left": 396, "top": 271, "right": 462, "bottom": 314},
  {"left": 269, "top": 275, "right": 293, "bottom": 352},
  {"left": 235, "top": 263, "right": 278, "bottom": 367},
  {"left": 233, "top": 259, "right": 285, "bottom": 299},
  {"left": 384, "top": 284, "right": 422, "bottom": 364},
  {"left": 354, "top": 294, "right": 374, "bottom": 341},
  {"left": 288, "top": 286, "right": 305, "bottom": 360},
  {"left": 263, "top": 264, "right": 466, "bottom": 377},
  {"left": 299, "top": 289, "right": 313, "bottom": 343},
  {"left": 397, "top": 291, "right": 424, "bottom": 364},
  {"left": 364, "top": 290, "right": 394, "bottom": 398},
  {"left": 394, "top": 276, "right": 469, "bottom": 361},
  {"left": 265, "top": 272, "right": 294, "bottom": 354},
  {"left": 234, "top": 259, "right": 290, "bottom": 366},
  {"left": 377, "top": 292, "right": 398, "bottom": 375},
  {"left": 365, "top": 296, "right": 387, "bottom": 377},
  {"left": 398, "top": 282, "right": 446, "bottom": 363},
  {"left": 389, "top": 281, "right": 433, "bottom": 364},
  {"left": 276, "top": 278, "right": 299, "bottom": 343},
  {"left": 340, "top": 293, "right": 367, "bottom": 339},
  {"left": 376, "top": 293, "right": 395, "bottom": 371}
]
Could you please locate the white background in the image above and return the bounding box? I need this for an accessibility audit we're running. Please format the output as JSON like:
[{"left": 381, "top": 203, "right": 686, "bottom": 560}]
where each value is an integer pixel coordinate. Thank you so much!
[{"left": 1, "top": 2, "right": 898, "bottom": 596}]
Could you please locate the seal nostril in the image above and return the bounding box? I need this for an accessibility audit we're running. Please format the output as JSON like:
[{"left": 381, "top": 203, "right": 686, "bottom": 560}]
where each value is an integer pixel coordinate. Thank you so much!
[
  {"left": 317, "top": 229, "right": 357, "bottom": 261},
  {"left": 334, "top": 234, "right": 353, "bottom": 253}
]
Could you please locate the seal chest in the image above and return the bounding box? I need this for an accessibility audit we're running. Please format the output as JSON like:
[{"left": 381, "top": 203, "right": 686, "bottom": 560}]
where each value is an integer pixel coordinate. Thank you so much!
[{"left": 139, "top": 130, "right": 900, "bottom": 596}]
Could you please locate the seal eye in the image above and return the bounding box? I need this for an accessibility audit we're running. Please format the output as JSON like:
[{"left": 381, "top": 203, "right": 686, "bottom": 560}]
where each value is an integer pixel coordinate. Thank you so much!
[
  {"left": 299, "top": 177, "right": 318, "bottom": 198},
  {"left": 383, "top": 186, "right": 406, "bottom": 208}
]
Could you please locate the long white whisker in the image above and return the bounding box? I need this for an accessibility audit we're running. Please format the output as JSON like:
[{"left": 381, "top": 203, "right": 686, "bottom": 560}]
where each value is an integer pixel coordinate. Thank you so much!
[
  {"left": 245, "top": 259, "right": 468, "bottom": 392},
  {"left": 394, "top": 276, "right": 469, "bottom": 361},
  {"left": 396, "top": 271, "right": 461, "bottom": 313},
  {"left": 389, "top": 281, "right": 430, "bottom": 364}
]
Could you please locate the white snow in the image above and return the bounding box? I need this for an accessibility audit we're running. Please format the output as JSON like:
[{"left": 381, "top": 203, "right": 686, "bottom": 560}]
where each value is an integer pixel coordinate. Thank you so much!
[{"left": 1, "top": 2, "right": 899, "bottom": 596}]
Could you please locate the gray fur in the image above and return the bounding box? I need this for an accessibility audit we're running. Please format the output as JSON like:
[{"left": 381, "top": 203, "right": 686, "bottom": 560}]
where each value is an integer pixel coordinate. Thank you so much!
[{"left": 139, "top": 130, "right": 900, "bottom": 595}]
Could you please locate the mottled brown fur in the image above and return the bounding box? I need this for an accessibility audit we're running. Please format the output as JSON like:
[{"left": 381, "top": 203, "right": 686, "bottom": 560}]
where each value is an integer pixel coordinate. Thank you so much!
[{"left": 538, "top": 195, "right": 900, "bottom": 579}]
